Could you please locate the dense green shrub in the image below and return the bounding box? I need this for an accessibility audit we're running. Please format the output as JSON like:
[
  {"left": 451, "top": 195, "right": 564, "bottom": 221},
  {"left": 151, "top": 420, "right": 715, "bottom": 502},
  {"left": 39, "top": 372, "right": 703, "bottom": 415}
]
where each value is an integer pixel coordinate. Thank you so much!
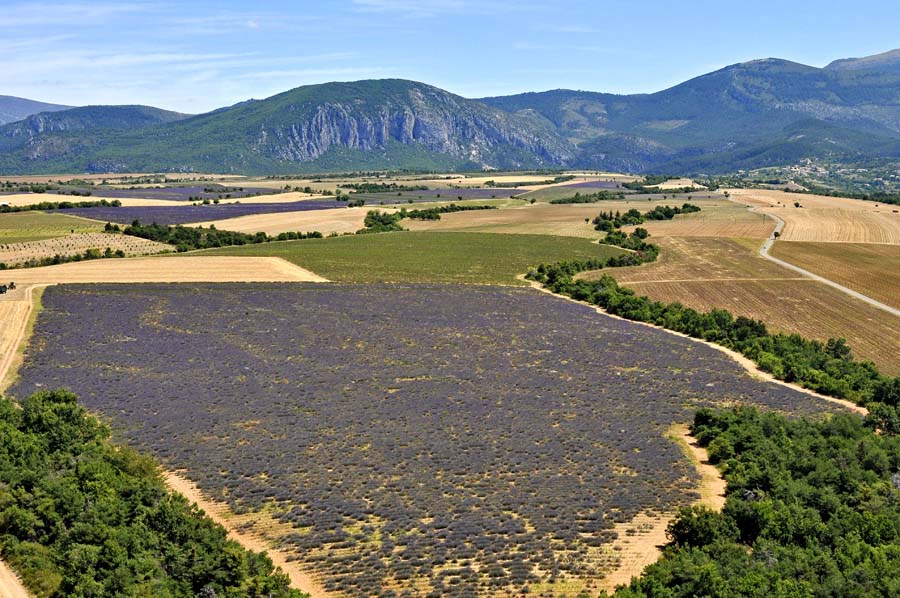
[
  {"left": 616, "top": 407, "right": 900, "bottom": 597},
  {"left": 0, "top": 390, "right": 305, "bottom": 597}
]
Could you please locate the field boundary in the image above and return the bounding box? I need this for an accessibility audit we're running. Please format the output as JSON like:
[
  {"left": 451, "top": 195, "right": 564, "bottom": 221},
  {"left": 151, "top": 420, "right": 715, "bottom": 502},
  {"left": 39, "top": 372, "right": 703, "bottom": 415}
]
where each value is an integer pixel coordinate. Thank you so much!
[
  {"left": 163, "top": 471, "right": 330, "bottom": 598},
  {"left": 0, "top": 559, "right": 30, "bottom": 598},
  {"left": 520, "top": 275, "right": 867, "bottom": 415},
  {"left": 597, "top": 425, "right": 725, "bottom": 593},
  {"left": 0, "top": 285, "right": 46, "bottom": 394}
]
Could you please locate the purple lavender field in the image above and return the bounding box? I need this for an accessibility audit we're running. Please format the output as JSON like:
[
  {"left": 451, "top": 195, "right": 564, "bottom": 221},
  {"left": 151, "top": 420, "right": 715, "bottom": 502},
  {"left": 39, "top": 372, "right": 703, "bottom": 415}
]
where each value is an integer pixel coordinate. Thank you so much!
[
  {"left": 351, "top": 187, "right": 527, "bottom": 204},
  {"left": 11, "top": 283, "right": 841, "bottom": 597},
  {"left": 53, "top": 185, "right": 279, "bottom": 202},
  {"left": 50, "top": 200, "right": 345, "bottom": 225},
  {"left": 564, "top": 180, "right": 622, "bottom": 190}
]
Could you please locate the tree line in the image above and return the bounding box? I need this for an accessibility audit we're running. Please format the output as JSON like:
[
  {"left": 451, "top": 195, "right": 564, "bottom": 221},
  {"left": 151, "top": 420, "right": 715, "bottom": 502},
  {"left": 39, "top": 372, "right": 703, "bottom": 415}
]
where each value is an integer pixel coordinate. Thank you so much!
[
  {"left": 549, "top": 190, "right": 624, "bottom": 204},
  {"left": 0, "top": 199, "right": 122, "bottom": 213},
  {"left": 0, "top": 247, "right": 127, "bottom": 271},
  {"left": 0, "top": 390, "right": 305, "bottom": 597},
  {"left": 122, "top": 222, "right": 323, "bottom": 252},
  {"left": 616, "top": 406, "right": 900, "bottom": 596}
]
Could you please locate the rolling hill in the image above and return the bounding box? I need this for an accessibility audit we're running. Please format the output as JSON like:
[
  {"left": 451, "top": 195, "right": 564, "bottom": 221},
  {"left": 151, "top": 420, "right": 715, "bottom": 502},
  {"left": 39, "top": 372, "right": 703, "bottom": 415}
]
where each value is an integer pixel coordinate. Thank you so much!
[
  {"left": 0, "top": 95, "right": 71, "bottom": 126},
  {"left": 2, "top": 49, "right": 900, "bottom": 174}
]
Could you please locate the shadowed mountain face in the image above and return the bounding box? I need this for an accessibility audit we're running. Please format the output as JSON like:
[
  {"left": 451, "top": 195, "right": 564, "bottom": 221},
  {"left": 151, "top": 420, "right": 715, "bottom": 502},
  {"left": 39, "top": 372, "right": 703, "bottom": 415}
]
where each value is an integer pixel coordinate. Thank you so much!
[
  {"left": 0, "top": 96, "right": 72, "bottom": 126},
  {"left": 2, "top": 49, "right": 900, "bottom": 174}
]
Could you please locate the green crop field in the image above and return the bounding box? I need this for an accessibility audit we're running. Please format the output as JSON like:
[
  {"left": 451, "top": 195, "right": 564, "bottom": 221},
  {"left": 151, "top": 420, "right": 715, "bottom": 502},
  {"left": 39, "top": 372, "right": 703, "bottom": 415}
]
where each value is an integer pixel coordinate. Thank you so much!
[
  {"left": 202, "top": 231, "right": 627, "bottom": 285},
  {"left": 0, "top": 212, "right": 104, "bottom": 243}
]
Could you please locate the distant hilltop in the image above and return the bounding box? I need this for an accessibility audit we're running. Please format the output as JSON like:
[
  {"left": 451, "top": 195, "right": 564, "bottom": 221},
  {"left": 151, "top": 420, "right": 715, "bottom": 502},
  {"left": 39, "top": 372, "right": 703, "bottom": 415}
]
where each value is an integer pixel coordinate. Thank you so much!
[{"left": 2, "top": 48, "right": 900, "bottom": 175}]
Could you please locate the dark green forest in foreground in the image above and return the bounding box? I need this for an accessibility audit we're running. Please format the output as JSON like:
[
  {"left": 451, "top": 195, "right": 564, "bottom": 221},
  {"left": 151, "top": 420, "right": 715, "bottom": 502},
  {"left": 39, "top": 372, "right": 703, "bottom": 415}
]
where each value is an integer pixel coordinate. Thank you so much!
[
  {"left": 616, "top": 407, "right": 900, "bottom": 597},
  {"left": 0, "top": 390, "right": 305, "bottom": 598}
]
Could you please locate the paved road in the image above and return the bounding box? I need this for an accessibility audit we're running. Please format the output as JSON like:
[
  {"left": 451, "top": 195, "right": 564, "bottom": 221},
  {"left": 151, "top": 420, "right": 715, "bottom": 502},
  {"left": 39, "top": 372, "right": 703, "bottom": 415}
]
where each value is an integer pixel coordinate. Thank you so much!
[{"left": 755, "top": 208, "right": 900, "bottom": 319}]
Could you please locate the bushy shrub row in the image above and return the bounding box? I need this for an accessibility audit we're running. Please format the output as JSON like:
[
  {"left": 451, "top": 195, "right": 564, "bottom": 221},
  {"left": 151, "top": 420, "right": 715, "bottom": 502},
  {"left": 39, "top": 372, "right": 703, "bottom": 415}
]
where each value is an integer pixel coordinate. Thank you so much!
[{"left": 122, "top": 222, "right": 323, "bottom": 251}]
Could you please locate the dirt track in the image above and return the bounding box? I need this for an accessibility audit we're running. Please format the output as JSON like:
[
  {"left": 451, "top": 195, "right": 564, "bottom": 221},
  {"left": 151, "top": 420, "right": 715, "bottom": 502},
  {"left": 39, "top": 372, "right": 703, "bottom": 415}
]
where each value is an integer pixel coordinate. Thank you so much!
[
  {"left": 164, "top": 472, "right": 331, "bottom": 598},
  {"left": 755, "top": 207, "right": 900, "bottom": 319}
]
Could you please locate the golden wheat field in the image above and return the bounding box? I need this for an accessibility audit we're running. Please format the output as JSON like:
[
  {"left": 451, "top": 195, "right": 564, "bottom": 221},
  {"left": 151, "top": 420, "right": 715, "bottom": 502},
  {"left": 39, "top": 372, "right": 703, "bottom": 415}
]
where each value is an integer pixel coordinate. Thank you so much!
[
  {"left": 7, "top": 255, "right": 327, "bottom": 285},
  {"left": 771, "top": 241, "right": 900, "bottom": 309},
  {"left": 729, "top": 188, "right": 900, "bottom": 243},
  {"left": 191, "top": 205, "right": 380, "bottom": 235}
]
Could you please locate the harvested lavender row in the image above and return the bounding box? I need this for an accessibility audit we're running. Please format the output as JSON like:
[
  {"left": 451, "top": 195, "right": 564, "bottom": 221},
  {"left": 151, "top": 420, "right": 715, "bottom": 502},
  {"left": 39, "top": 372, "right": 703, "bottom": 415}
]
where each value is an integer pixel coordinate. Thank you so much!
[
  {"left": 11, "top": 283, "right": 844, "bottom": 597},
  {"left": 50, "top": 200, "right": 346, "bottom": 225}
]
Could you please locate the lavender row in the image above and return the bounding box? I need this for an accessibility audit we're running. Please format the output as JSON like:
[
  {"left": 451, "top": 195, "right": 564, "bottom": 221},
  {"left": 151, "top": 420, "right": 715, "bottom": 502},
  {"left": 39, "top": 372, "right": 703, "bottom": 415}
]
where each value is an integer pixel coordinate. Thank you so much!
[
  {"left": 11, "top": 283, "right": 842, "bottom": 597},
  {"left": 50, "top": 200, "right": 345, "bottom": 225}
]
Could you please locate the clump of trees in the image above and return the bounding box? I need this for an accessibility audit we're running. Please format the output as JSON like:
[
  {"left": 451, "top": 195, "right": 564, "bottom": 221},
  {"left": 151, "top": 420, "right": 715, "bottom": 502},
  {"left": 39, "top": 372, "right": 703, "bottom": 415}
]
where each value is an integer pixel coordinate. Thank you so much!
[
  {"left": 549, "top": 190, "right": 624, "bottom": 204},
  {"left": 123, "top": 222, "right": 323, "bottom": 251},
  {"left": 0, "top": 389, "right": 304, "bottom": 597},
  {"left": 616, "top": 406, "right": 900, "bottom": 596},
  {"left": 356, "top": 204, "right": 497, "bottom": 233}
]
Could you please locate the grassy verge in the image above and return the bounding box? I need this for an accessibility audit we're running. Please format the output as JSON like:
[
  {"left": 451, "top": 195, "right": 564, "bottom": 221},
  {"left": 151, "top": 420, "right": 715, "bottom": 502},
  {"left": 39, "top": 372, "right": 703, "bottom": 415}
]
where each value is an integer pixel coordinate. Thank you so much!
[{"left": 201, "top": 231, "right": 627, "bottom": 285}]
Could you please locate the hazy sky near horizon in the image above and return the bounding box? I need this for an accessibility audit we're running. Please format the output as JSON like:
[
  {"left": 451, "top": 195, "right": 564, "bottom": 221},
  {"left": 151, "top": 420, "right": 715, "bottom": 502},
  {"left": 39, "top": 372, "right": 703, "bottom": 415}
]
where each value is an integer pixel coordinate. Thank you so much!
[{"left": 4, "top": 0, "right": 900, "bottom": 113}]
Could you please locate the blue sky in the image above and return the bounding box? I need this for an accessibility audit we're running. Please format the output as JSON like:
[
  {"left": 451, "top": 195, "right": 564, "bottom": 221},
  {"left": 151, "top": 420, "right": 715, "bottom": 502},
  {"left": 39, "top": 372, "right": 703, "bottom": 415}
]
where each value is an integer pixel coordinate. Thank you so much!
[{"left": 4, "top": 0, "right": 900, "bottom": 114}]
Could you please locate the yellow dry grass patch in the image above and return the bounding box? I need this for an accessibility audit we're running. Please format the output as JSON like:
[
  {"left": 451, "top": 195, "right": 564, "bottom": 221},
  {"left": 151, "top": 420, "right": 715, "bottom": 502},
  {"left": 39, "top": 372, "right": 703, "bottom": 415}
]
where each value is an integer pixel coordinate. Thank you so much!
[
  {"left": 593, "top": 237, "right": 791, "bottom": 284},
  {"left": 624, "top": 202, "right": 774, "bottom": 239},
  {"left": 0, "top": 233, "right": 169, "bottom": 265},
  {"left": 646, "top": 178, "right": 704, "bottom": 190},
  {"left": 0, "top": 301, "right": 30, "bottom": 389},
  {"left": 729, "top": 188, "right": 900, "bottom": 244},
  {"left": 8, "top": 255, "right": 327, "bottom": 285},
  {"left": 406, "top": 199, "right": 735, "bottom": 239},
  {"left": 771, "top": 241, "right": 900, "bottom": 310},
  {"left": 191, "top": 206, "right": 377, "bottom": 236}
]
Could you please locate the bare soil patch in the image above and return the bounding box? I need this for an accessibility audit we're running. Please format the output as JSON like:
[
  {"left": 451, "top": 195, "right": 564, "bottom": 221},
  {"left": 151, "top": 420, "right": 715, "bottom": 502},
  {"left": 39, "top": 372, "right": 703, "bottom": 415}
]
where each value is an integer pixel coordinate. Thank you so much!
[{"left": 0, "top": 559, "right": 30, "bottom": 598}]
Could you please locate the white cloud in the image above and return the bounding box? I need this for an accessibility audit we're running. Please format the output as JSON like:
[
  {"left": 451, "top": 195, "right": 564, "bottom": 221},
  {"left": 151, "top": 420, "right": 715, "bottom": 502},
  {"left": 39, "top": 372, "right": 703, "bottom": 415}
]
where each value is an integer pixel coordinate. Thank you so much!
[{"left": 0, "top": 1, "right": 158, "bottom": 27}]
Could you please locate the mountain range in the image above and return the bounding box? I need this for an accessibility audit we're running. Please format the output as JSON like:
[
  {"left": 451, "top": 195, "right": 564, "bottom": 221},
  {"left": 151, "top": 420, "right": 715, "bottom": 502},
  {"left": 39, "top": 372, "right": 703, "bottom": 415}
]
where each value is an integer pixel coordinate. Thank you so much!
[
  {"left": 0, "top": 96, "right": 71, "bottom": 126},
  {"left": 2, "top": 49, "right": 900, "bottom": 175}
]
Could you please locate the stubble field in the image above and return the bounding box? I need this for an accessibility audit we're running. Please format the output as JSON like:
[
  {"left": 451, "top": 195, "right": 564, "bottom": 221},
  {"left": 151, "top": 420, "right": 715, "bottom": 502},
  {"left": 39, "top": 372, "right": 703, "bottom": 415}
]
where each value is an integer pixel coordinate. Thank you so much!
[{"left": 770, "top": 241, "right": 900, "bottom": 309}]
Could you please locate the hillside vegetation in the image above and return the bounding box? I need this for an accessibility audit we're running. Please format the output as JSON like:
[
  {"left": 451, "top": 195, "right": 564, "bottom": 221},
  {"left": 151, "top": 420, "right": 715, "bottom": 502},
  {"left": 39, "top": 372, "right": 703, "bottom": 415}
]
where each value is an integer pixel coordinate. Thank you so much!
[{"left": 3, "top": 49, "right": 900, "bottom": 174}]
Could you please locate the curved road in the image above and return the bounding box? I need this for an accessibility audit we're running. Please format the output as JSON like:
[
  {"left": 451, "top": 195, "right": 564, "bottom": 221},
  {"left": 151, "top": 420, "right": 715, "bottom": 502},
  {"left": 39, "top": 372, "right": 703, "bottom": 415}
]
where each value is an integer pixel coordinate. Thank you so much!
[{"left": 754, "top": 208, "right": 900, "bottom": 319}]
